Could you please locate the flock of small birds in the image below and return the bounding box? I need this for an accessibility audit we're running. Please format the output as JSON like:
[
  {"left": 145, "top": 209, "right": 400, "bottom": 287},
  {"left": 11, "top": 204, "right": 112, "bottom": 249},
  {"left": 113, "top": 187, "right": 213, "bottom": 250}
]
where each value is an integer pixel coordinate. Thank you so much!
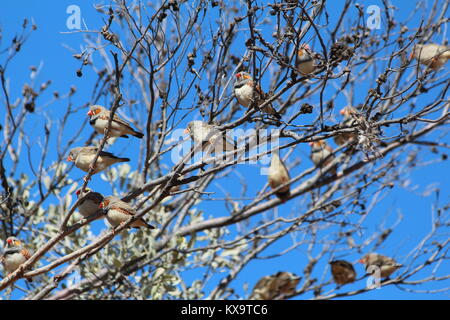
[
  {"left": 250, "top": 253, "right": 402, "bottom": 299},
  {"left": 1, "top": 42, "right": 448, "bottom": 292}
]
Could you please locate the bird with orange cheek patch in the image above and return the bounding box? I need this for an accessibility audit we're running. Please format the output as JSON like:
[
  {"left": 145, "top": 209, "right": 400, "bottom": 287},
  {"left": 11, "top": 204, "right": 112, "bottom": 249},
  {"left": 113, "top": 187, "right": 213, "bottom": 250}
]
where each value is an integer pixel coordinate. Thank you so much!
[
  {"left": 359, "top": 253, "right": 402, "bottom": 279},
  {"left": 250, "top": 271, "right": 301, "bottom": 300},
  {"left": 268, "top": 151, "right": 291, "bottom": 201},
  {"left": 296, "top": 43, "right": 316, "bottom": 75},
  {"left": 334, "top": 106, "right": 358, "bottom": 146},
  {"left": 1, "top": 237, "right": 33, "bottom": 282},
  {"left": 100, "top": 196, "right": 156, "bottom": 231},
  {"left": 87, "top": 105, "right": 144, "bottom": 139},
  {"left": 330, "top": 260, "right": 356, "bottom": 286},
  {"left": 309, "top": 140, "right": 336, "bottom": 174},
  {"left": 234, "top": 71, "right": 282, "bottom": 120},
  {"left": 411, "top": 44, "right": 450, "bottom": 71}
]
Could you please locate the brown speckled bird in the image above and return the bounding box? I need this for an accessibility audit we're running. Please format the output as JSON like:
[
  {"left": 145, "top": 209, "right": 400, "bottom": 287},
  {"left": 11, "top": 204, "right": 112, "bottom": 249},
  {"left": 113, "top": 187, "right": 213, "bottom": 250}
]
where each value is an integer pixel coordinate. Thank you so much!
[
  {"left": 359, "top": 253, "right": 402, "bottom": 279},
  {"left": 330, "top": 260, "right": 356, "bottom": 285},
  {"left": 250, "top": 271, "right": 300, "bottom": 300},
  {"left": 411, "top": 43, "right": 450, "bottom": 70},
  {"left": 100, "top": 196, "right": 156, "bottom": 230},
  {"left": 268, "top": 152, "right": 291, "bottom": 201},
  {"left": 234, "top": 72, "right": 281, "bottom": 120},
  {"left": 87, "top": 105, "right": 144, "bottom": 139},
  {"left": 334, "top": 106, "right": 358, "bottom": 146},
  {"left": 1, "top": 237, "right": 33, "bottom": 282}
]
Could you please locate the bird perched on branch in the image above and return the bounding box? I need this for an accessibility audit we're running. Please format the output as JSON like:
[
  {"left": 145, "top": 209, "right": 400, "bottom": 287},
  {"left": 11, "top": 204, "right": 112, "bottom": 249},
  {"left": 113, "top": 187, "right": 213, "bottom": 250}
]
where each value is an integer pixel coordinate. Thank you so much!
[
  {"left": 359, "top": 253, "right": 402, "bottom": 279},
  {"left": 296, "top": 43, "right": 316, "bottom": 75},
  {"left": 334, "top": 106, "right": 358, "bottom": 146},
  {"left": 185, "top": 121, "right": 234, "bottom": 155},
  {"left": 411, "top": 43, "right": 450, "bottom": 71},
  {"left": 268, "top": 151, "right": 291, "bottom": 201},
  {"left": 75, "top": 187, "right": 104, "bottom": 219},
  {"left": 67, "top": 146, "right": 130, "bottom": 176},
  {"left": 309, "top": 140, "right": 336, "bottom": 174},
  {"left": 250, "top": 271, "right": 300, "bottom": 300},
  {"left": 100, "top": 196, "right": 156, "bottom": 230},
  {"left": 234, "top": 71, "right": 282, "bottom": 120},
  {"left": 87, "top": 105, "right": 144, "bottom": 139},
  {"left": 1, "top": 237, "right": 33, "bottom": 282},
  {"left": 330, "top": 260, "right": 356, "bottom": 285}
]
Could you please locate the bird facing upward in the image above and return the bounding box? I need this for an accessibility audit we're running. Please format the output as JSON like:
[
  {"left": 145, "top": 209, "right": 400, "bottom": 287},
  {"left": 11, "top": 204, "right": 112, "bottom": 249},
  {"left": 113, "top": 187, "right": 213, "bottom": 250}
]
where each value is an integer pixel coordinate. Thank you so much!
[
  {"left": 334, "top": 106, "right": 358, "bottom": 146},
  {"left": 296, "top": 43, "right": 316, "bottom": 75},
  {"left": 234, "top": 72, "right": 282, "bottom": 120}
]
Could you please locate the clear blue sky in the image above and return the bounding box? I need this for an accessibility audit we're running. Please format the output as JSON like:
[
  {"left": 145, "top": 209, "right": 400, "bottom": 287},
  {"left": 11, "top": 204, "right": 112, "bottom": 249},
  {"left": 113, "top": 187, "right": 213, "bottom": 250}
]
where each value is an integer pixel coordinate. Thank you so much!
[{"left": 1, "top": 1, "right": 449, "bottom": 299}]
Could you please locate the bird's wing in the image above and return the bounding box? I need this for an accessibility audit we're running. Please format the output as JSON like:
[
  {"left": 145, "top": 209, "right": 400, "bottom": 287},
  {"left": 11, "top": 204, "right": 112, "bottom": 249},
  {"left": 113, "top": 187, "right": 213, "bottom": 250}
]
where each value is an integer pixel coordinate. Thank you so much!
[
  {"left": 110, "top": 206, "right": 135, "bottom": 217},
  {"left": 111, "top": 114, "right": 137, "bottom": 132},
  {"left": 110, "top": 199, "right": 136, "bottom": 215},
  {"left": 252, "top": 81, "right": 265, "bottom": 98},
  {"left": 21, "top": 249, "right": 32, "bottom": 260},
  {"left": 98, "top": 150, "right": 123, "bottom": 159}
]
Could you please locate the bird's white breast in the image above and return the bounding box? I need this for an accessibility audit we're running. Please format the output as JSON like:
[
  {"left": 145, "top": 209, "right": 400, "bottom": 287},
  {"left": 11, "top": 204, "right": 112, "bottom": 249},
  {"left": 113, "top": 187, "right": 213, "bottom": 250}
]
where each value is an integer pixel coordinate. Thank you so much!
[
  {"left": 235, "top": 84, "right": 254, "bottom": 108},
  {"left": 3, "top": 252, "right": 26, "bottom": 273},
  {"left": 78, "top": 199, "right": 100, "bottom": 217},
  {"left": 106, "top": 208, "right": 129, "bottom": 227},
  {"left": 297, "top": 59, "right": 315, "bottom": 75}
]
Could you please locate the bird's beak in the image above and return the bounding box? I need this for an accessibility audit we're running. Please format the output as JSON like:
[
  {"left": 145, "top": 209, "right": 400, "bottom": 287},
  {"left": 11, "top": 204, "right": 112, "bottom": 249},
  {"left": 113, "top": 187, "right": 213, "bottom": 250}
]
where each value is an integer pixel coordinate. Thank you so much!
[
  {"left": 184, "top": 128, "right": 190, "bottom": 134},
  {"left": 87, "top": 110, "right": 94, "bottom": 116},
  {"left": 340, "top": 109, "right": 346, "bottom": 115},
  {"left": 358, "top": 259, "right": 364, "bottom": 264},
  {"left": 308, "top": 142, "right": 314, "bottom": 146},
  {"left": 99, "top": 202, "right": 104, "bottom": 208},
  {"left": 6, "top": 239, "right": 12, "bottom": 245},
  {"left": 409, "top": 51, "right": 414, "bottom": 60},
  {"left": 67, "top": 155, "right": 73, "bottom": 162}
]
